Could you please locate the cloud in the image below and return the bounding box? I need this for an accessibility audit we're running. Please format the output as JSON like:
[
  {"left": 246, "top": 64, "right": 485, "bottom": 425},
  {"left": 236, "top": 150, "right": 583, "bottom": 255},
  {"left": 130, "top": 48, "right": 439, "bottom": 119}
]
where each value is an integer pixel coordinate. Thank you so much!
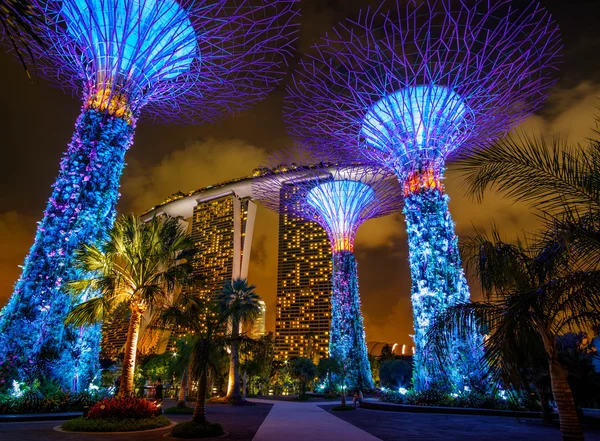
[
  {"left": 120, "top": 138, "right": 268, "bottom": 215},
  {"left": 120, "top": 138, "right": 283, "bottom": 332},
  {"left": 0, "top": 212, "right": 37, "bottom": 307}
]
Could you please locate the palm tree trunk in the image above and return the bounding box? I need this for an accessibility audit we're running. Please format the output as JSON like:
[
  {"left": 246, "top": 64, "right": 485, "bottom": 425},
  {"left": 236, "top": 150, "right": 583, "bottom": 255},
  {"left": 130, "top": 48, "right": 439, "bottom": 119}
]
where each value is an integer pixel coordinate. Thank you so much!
[
  {"left": 119, "top": 303, "right": 144, "bottom": 397},
  {"left": 242, "top": 372, "right": 247, "bottom": 400},
  {"left": 549, "top": 357, "right": 584, "bottom": 441},
  {"left": 177, "top": 366, "right": 188, "bottom": 407},
  {"left": 226, "top": 319, "right": 241, "bottom": 402},
  {"left": 192, "top": 370, "right": 208, "bottom": 424}
]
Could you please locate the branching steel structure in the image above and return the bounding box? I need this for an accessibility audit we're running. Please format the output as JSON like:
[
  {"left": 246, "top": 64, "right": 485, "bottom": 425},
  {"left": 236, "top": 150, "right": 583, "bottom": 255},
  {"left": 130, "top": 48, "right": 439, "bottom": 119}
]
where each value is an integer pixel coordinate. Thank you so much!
[
  {"left": 0, "top": 0, "right": 298, "bottom": 390},
  {"left": 253, "top": 151, "right": 402, "bottom": 388},
  {"left": 283, "top": 0, "right": 561, "bottom": 390}
]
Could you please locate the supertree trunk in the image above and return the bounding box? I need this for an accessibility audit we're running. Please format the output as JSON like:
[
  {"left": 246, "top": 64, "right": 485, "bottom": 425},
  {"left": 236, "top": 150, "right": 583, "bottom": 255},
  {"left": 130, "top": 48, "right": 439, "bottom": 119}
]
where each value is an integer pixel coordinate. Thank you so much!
[
  {"left": 329, "top": 250, "right": 374, "bottom": 389},
  {"left": 0, "top": 105, "right": 134, "bottom": 390},
  {"left": 403, "top": 183, "right": 482, "bottom": 392}
]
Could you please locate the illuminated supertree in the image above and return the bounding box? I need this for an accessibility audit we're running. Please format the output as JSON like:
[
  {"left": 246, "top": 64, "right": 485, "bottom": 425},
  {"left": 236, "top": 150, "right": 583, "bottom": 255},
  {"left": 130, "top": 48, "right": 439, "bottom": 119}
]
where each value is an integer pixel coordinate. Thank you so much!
[
  {"left": 253, "top": 151, "right": 402, "bottom": 389},
  {"left": 284, "top": 0, "right": 561, "bottom": 390},
  {"left": 0, "top": 0, "right": 298, "bottom": 390}
]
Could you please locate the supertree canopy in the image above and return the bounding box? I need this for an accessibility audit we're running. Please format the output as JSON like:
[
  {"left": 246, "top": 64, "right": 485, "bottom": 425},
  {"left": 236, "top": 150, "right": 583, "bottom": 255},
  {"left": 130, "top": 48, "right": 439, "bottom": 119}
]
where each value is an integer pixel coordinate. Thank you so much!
[
  {"left": 0, "top": 0, "right": 298, "bottom": 390},
  {"left": 284, "top": 0, "right": 561, "bottom": 391},
  {"left": 253, "top": 151, "right": 402, "bottom": 389}
]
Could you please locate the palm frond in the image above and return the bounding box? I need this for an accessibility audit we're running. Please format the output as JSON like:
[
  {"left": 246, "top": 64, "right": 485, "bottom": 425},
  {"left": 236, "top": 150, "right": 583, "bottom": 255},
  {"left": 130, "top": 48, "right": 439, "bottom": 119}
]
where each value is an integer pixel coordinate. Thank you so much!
[
  {"left": 461, "top": 228, "right": 531, "bottom": 297},
  {"left": 65, "top": 296, "right": 115, "bottom": 326},
  {"left": 67, "top": 213, "right": 196, "bottom": 330},
  {"left": 457, "top": 132, "right": 600, "bottom": 213},
  {"left": 538, "top": 208, "right": 600, "bottom": 271}
]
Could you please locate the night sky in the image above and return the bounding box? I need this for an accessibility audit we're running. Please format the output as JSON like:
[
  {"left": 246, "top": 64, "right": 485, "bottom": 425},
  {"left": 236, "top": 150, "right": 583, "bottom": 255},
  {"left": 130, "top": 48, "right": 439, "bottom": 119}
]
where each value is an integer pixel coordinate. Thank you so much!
[{"left": 1, "top": 0, "right": 600, "bottom": 348}]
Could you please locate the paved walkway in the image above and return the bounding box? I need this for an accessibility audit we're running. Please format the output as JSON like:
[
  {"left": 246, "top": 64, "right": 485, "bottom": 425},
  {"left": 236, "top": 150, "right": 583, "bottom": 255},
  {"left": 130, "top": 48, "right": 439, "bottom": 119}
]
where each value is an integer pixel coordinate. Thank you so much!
[{"left": 250, "top": 399, "right": 380, "bottom": 441}]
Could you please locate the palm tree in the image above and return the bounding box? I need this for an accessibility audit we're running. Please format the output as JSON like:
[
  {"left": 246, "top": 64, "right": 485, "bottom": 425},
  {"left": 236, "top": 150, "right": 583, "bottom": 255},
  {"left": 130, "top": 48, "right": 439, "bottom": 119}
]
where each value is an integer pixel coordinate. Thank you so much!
[
  {"left": 150, "top": 276, "right": 208, "bottom": 408},
  {"left": 427, "top": 229, "right": 600, "bottom": 441},
  {"left": 216, "top": 278, "right": 261, "bottom": 403},
  {"left": 451, "top": 120, "right": 600, "bottom": 440},
  {"left": 65, "top": 214, "right": 195, "bottom": 397},
  {"left": 457, "top": 128, "right": 600, "bottom": 268},
  {"left": 187, "top": 301, "right": 230, "bottom": 425}
]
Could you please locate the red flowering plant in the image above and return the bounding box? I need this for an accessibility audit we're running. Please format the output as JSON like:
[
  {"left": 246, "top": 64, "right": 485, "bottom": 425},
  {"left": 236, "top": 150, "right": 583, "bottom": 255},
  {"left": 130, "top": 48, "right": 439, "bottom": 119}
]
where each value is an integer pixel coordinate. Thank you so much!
[{"left": 87, "top": 397, "right": 158, "bottom": 419}]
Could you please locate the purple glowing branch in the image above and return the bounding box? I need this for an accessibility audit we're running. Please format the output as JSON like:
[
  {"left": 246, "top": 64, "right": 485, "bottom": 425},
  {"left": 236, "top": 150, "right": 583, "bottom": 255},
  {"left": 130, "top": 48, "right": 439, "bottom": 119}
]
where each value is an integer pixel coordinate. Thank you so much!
[
  {"left": 252, "top": 150, "right": 402, "bottom": 252},
  {"left": 284, "top": 0, "right": 561, "bottom": 180},
  {"left": 282, "top": 0, "right": 561, "bottom": 392},
  {"left": 17, "top": 0, "right": 299, "bottom": 123}
]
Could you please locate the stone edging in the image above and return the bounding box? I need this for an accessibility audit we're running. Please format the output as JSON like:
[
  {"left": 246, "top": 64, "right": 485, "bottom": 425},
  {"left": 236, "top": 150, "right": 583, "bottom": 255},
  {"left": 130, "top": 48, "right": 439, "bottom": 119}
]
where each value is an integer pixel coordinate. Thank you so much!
[
  {"left": 53, "top": 420, "right": 176, "bottom": 434},
  {"left": 356, "top": 401, "right": 542, "bottom": 418},
  {"left": 163, "top": 431, "right": 230, "bottom": 439},
  {"left": 0, "top": 412, "right": 83, "bottom": 422}
]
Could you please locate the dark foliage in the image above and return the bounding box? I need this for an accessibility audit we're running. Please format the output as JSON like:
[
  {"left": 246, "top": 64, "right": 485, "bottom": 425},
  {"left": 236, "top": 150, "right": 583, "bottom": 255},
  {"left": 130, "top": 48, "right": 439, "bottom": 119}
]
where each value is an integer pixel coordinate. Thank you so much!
[{"left": 61, "top": 415, "right": 170, "bottom": 432}]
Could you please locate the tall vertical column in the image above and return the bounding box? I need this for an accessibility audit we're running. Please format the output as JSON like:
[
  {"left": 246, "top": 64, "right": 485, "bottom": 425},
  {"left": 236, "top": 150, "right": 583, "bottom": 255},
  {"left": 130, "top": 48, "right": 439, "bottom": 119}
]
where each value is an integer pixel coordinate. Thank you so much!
[
  {"left": 402, "top": 170, "right": 481, "bottom": 391},
  {"left": 330, "top": 249, "right": 374, "bottom": 389},
  {"left": 0, "top": 105, "right": 135, "bottom": 389}
]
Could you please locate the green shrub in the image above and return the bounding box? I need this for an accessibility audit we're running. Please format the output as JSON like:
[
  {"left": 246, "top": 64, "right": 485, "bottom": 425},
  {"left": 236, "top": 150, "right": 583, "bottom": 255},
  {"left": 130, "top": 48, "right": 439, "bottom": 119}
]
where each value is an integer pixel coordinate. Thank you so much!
[
  {"left": 0, "top": 386, "right": 110, "bottom": 414},
  {"left": 381, "top": 389, "right": 517, "bottom": 410},
  {"left": 87, "top": 397, "right": 158, "bottom": 419},
  {"left": 331, "top": 405, "right": 356, "bottom": 411},
  {"left": 62, "top": 416, "right": 171, "bottom": 432},
  {"left": 414, "top": 388, "right": 450, "bottom": 406},
  {"left": 164, "top": 405, "right": 195, "bottom": 415},
  {"left": 170, "top": 421, "right": 224, "bottom": 438},
  {"left": 296, "top": 394, "right": 311, "bottom": 401},
  {"left": 20, "top": 390, "right": 43, "bottom": 411},
  {"left": 69, "top": 391, "right": 98, "bottom": 410},
  {"left": 0, "top": 394, "right": 15, "bottom": 414},
  {"left": 379, "top": 360, "right": 413, "bottom": 389}
]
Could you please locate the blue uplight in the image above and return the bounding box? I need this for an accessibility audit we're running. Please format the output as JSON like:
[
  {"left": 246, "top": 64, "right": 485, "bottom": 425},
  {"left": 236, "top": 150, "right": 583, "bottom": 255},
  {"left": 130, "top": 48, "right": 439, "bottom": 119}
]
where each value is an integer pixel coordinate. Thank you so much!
[
  {"left": 61, "top": 0, "right": 197, "bottom": 86},
  {"left": 361, "top": 85, "right": 470, "bottom": 158},
  {"left": 306, "top": 179, "right": 375, "bottom": 251}
]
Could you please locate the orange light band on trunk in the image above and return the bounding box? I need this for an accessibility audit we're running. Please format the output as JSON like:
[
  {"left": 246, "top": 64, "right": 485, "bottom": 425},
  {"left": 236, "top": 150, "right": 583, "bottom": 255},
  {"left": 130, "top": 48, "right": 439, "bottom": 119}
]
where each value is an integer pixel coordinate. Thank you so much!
[{"left": 403, "top": 169, "right": 444, "bottom": 196}]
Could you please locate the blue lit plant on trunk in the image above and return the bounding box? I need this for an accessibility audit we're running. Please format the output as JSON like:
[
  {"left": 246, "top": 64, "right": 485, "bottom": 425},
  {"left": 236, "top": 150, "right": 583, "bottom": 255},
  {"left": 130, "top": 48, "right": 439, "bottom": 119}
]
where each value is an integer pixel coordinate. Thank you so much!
[
  {"left": 254, "top": 154, "right": 402, "bottom": 389},
  {"left": 0, "top": 0, "right": 298, "bottom": 390},
  {"left": 283, "top": 0, "right": 561, "bottom": 391}
]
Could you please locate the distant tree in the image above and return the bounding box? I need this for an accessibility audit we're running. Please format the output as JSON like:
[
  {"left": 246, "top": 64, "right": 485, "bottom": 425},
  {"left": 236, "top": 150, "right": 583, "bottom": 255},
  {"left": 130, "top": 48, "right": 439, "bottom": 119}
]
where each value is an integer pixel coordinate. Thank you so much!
[
  {"left": 317, "top": 358, "right": 339, "bottom": 394},
  {"left": 188, "top": 301, "right": 230, "bottom": 424},
  {"left": 379, "top": 360, "right": 412, "bottom": 389},
  {"left": 556, "top": 333, "right": 600, "bottom": 411},
  {"left": 592, "top": 326, "right": 600, "bottom": 374},
  {"left": 290, "top": 357, "right": 317, "bottom": 397},
  {"left": 379, "top": 344, "right": 394, "bottom": 362},
  {"left": 369, "top": 355, "right": 380, "bottom": 387},
  {"left": 216, "top": 278, "right": 262, "bottom": 404}
]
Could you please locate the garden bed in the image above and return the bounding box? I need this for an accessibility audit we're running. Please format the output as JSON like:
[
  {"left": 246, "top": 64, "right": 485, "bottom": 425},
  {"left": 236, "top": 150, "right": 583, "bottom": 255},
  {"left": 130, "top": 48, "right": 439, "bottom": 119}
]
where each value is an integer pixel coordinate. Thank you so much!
[
  {"left": 59, "top": 415, "right": 172, "bottom": 432},
  {"left": 164, "top": 405, "right": 195, "bottom": 415}
]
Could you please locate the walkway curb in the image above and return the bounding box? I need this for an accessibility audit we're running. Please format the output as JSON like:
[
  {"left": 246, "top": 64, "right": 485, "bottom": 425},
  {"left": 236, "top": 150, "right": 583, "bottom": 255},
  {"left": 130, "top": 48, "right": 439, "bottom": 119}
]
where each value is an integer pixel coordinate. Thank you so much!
[
  {"left": 53, "top": 420, "right": 176, "bottom": 434},
  {"left": 359, "top": 400, "right": 542, "bottom": 418},
  {"left": 0, "top": 412, "right": 83, "bottom": 422}
]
